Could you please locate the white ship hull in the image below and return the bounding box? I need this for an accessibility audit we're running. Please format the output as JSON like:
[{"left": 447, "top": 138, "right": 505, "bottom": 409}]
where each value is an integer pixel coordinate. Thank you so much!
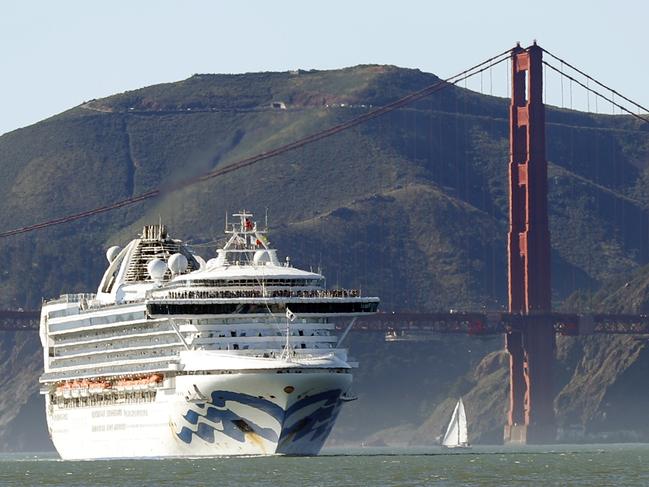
[
  {"left": 47, "top": 370, "right": 350, "bottom": 459},
  {"left": 40, "top": 218, "right": 379, "bottom": 460}
]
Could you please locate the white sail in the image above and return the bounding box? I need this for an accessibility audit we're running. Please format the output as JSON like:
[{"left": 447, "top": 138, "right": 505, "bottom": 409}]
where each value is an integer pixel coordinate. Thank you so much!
[
  {"left": 457, "top": 398, "right": 468, "bottom": 445},
  {"left": 442, "top": 398, "right": 469, "bottom": 448}
]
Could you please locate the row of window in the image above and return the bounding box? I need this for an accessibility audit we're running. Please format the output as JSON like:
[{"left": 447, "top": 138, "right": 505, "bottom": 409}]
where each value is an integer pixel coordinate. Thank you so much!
[
  {"left": 173, "top": 278, "right": 324, "bottom": 288},
  {"left": 148, "top": 301, "right": 378, "bottom": 316},
  {"left": 54, "top": 323, "right": 169, "bottom": 347},
  {"left": 54, "top": 332, "right": 334, "bottom": 359},
  {"left": 49, "top": 310, "right": 147, "bottom": 334},
  {"left": 51, "top": 349, "right": 179, "bottom": 369},
  {"left": 51, "top": 337, "right": 336, "bottom": 367},
  {"left": 55, "top": 321, "right": 332, "bottom": 349},
  {"left": 55, "top": 335, "right": 179, "bottom": 357},
  {"left": 199, "top": 342, "right": 333, "bottom": 351},
  {"left": 51, "top": 390, "right": 156, "bottom": 408}
]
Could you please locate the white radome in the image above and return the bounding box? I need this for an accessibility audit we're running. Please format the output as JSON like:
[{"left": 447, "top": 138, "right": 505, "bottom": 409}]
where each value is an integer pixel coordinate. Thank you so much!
[
  {"left": 105, "top": 245, "right": 121, "bottom": 263},
  {"left": 147, "top": 258, "right": 167, "bottom": 281},
  {"left": 168, "top": 253, "right": 188, "bottom": 275}
]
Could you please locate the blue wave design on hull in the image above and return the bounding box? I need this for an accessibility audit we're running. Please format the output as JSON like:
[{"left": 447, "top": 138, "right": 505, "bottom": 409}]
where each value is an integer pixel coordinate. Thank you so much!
[
  {"left": 178, "top": 399, "right": 279, "bottom": 444},
  {"left": 176, "top": 389, "right": 342, "bottom": 452},
  {"left": 277, "top": 391, "right": 343, "bottom": 455}
]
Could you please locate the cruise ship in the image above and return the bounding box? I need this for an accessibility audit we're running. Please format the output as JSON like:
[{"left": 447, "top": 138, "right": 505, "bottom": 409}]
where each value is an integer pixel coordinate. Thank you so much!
[{"left": 39, "top": 212, "right": 379, "bottom": 459}]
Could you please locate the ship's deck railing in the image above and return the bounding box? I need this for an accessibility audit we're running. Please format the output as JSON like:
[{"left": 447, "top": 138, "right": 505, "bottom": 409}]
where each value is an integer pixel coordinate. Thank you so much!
[
  {"left": 54, "top": 325, "right": 172, "bottom": 347},
  {"left": 55, "top": 335, "right": 181, "bottom": 357},
  {"left": 45, "top": 293, "right": 97, "bottom": 306},
  {"left": 41, "top": 360, "right": 173, "bottom": 383},
  {"left": 55, "top": 333, "right": 338, "bottom": 357},
  {"left": 49, "top": 349, "right": 180, "bottom": 372},
  {"left": 180, "top": 348, "right": 347, "bottom": 362},
  {"left": 153, "top": 288, "right": 362, "bottom": 300},
  {"left": 52, "top": 390, "right": 157, "bottom": 408},
  {"left": 41, "top": 347, "right": 349, "bottom": 383},
  {"left": 53, "top": 320, "right": 336, "bottom": 347},
  {"left": 168, "top": 278, "right": 323, "bottom": 288},
  {"left": 45, "top": 289, "right": 366, "bottom": 311}
]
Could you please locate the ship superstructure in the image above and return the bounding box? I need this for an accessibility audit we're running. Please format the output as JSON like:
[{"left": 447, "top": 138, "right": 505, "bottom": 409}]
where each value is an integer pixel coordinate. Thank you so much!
[{"left": 39, "top": 212, "right": 379, "bottom": 459}]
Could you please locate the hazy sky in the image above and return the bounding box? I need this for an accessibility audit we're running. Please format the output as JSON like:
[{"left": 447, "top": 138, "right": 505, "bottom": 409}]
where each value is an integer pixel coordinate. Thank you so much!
[{"left": 1, "top": 0, "right": 647, "bottom": 135}]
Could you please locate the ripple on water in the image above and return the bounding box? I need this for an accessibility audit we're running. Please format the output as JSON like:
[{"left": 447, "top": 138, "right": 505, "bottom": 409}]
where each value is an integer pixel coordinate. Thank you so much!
[{"left": 0, "top": 445, "right": 649, "bottom": 487}]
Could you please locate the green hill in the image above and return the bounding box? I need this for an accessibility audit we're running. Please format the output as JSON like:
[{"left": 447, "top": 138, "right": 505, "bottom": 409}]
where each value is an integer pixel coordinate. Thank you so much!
[{"left": 1, "top": 65, "right": 649, "bottom": 449}]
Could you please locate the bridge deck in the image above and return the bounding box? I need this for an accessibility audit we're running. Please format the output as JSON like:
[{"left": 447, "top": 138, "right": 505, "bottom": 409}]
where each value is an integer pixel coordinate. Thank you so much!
[{"left": 3, "top": 309, "right": 649, "bottom": 335}]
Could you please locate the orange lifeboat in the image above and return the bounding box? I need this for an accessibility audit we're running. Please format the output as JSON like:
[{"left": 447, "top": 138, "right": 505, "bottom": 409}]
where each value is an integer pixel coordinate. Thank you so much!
[
  {"left": 55, "top": 379, "right": 112, "bottom": 398},
  {"left": 88, "top": 380, "right": 111, "bottom": 393},
  {"left": 55, "top": 381, "right": 72, "bottom": 398},
  {"left": 147, "top": 374, "right": 164, "bottom": 389},
  {"left": 114, "top": 374, "right": 163, "bottom": 391}
]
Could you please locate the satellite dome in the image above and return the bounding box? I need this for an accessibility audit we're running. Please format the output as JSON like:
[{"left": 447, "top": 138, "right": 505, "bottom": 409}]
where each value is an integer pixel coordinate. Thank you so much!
[
  {"left": 168, "top": 253, "right": 188, "bottom": 275},
  {"left": 147, "top": 258, "right": 167, "bottom": 282},
  {"left": 106, "top": 246, "right": 122, "bottom": 263},
  {"left": 253, "top": 250, "right": 271, "bottom": 265}
]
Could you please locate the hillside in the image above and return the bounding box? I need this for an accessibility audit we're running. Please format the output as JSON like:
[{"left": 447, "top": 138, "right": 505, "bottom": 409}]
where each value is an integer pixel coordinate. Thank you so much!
[{"left": 1, "top": 65, "right": 649, "bottom": 449}]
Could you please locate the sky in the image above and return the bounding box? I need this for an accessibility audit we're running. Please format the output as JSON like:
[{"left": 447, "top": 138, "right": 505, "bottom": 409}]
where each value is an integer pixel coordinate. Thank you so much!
[{"left": 1, "top": 0, "right": 647, "bottom": 136}]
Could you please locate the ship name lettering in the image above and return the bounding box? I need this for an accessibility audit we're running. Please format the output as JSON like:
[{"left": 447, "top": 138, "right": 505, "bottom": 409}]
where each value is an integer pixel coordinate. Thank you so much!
[{"left": 124, "top": 409, "right": 148, "bottom": 417}]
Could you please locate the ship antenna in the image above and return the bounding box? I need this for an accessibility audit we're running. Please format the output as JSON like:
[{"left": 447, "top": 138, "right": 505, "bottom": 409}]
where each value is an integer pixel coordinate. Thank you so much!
[
  {"left": 284, "top": 320, "right": 290, "bottom": 361},
  {"left": 225, "top": 211, "right": 228, "bottom": 232},
  {"left": 281, "top": 308, "right": 295, "bottom": 362},
  {"left": 265, "top": 207, "right": 269, "bottom": 230}
]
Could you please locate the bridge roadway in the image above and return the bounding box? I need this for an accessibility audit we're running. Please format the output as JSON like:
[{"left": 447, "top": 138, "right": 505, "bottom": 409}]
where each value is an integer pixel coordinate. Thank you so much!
[{"left": 2, "top": 309, "right": 649, "bottom": 335}]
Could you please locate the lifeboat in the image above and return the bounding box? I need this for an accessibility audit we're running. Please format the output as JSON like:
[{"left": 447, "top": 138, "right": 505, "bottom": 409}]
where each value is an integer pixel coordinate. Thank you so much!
[
  {"left": 148, "top": 374, "right": 163, "bottom": 389},
  {"left": 55, "top": 381, "right": 72, "bottom": 398},
  {"left": 56, "top": 375, "right": 163, "bottom": 393},
  {"left": 55, "top": 379, "right": 112, "bottom": 398},
  {"left": 88, "top": 381, "right": 111, "bottom": 394},
  {"left": 113, "top": 374, "right": 163, "bottom": 391},
  {"left": 69, "top": 381, "right": 82, "bottom": 398}
]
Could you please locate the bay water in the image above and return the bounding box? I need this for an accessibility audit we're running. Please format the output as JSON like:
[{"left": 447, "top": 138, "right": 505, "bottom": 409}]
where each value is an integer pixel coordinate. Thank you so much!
[{"left": 1, "top": 444, "right": 648, "bottom": 486}]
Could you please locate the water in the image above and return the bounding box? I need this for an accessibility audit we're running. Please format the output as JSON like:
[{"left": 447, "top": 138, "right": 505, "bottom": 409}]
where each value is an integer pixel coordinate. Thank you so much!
[{"left": 2, "top": 444, "right": 648, "bottom": 486}]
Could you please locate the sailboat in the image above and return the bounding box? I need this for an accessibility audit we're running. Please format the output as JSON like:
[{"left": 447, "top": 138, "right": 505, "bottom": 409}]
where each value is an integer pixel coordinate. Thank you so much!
[{"left": 441, "top": 398, "right": 470, "bottom": 449}]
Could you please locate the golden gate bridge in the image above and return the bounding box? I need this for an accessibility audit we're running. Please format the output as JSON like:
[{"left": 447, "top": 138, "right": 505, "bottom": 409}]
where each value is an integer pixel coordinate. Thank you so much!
[{"left": 2, "top": 41, "right": 649, "bottom": 444}]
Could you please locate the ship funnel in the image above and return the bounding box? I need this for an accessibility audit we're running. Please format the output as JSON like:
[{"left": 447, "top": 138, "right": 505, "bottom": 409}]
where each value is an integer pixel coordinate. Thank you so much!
[{"left": 141, "top": 225, "right": 168, "bottom": 241}]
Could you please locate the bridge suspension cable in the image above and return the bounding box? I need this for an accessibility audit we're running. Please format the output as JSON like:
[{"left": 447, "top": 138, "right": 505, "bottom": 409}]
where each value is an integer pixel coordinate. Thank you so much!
[
  {"left": 541, "top": 47, "right": 649, "bottom": 125},
  {"left": 0, "top": 49, "right": 512, "bottom": 239}
]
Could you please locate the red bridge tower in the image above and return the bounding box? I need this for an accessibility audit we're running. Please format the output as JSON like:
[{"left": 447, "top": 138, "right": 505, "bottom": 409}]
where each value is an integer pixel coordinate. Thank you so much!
[{"left": 504, "top": 43, "right": 556, "bottom": 444}]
